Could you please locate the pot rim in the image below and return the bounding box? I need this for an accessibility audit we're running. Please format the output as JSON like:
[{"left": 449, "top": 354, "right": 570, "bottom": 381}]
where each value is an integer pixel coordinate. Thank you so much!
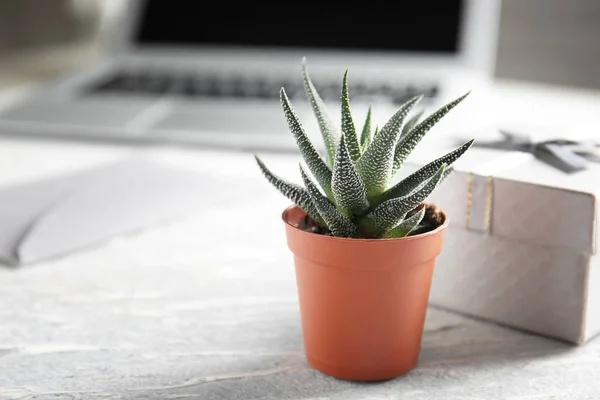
[{"left": 282, "top": 204, "right": 449, "bottom": 243}]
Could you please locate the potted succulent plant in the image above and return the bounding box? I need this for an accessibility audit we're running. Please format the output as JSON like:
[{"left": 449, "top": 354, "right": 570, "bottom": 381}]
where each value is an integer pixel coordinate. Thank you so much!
[{"left": 255, "top": 58, "right": 473, "bottom": 381}]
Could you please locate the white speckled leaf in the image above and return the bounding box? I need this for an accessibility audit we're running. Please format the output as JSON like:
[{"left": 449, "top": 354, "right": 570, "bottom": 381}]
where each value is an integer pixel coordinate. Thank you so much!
[
  {"left": 393, "top": 165, "right": 454, "bottom": 207},
  {"left": 400, "top": 110, "right": 424, "bottom": 139},
  {"left": 378, "top": 139, "right": 474, "bottom": 205},
  {"left": 254, "top": 155, "right": 323, "bottom": 224},
  {"left": 341, "top": 71, "right": 362, "bottom": 162},
  {"left": 441, "top": 165, "right": 454, "bottom": 183},
  {"left": 360, "top": 164, "right": 445, "bottom": 237},
  {"left": 382, "top": 206, "right": 426, "bottom": 238},
  {"left": 300, "top": 166, "right": 356, "bottom": 238},
  {"left": 280, "top": 88, "right": 333, "bottom": 200},
  {"left": 302, "top": 58, "right": 339, "bottom": 168},
  {"left": 332, "top": 134, "right": 369, "bottom": 218},
  {"left": 360, "top": 106, "right": 373, "bottom": 149},
  {"left": 356, "top": 96, "right": 422, "bottom": 200},
  {"left": 393, "top": 92, "right": 469, "bottom": 173}
]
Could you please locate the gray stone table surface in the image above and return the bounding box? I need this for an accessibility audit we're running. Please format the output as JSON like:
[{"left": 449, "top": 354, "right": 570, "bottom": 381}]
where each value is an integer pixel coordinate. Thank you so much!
[{"left": 0, "top": 141, "right": 599, "bottom": 400}]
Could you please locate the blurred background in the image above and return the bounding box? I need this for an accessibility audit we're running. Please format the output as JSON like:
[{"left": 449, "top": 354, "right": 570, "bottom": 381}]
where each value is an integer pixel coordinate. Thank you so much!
[{"left": 1, "top": 0, "right": 599, "bottom": 91}]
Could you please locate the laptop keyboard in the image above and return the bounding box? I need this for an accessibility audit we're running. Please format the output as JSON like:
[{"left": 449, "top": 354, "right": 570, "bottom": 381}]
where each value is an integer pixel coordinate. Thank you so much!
[{"left": 85, "top": 69, "right": 439, "bottom": 105}]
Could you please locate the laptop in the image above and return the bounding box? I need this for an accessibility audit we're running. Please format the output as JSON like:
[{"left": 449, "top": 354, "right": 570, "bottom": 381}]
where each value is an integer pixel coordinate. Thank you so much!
[{"left": 0, "top": 0, "right": 501, "bottom": 152}]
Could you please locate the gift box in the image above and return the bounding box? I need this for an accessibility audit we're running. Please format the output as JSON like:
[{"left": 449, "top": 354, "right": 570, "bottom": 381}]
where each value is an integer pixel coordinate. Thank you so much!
[{"left": 403, "top": 130, "right": 600, "bottom": 344}]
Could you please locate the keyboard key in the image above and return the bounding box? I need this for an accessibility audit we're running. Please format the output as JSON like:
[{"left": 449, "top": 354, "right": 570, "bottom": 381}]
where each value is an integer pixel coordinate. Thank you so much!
[
  {"left": 164, "top": 75, "right": 189, "bottom": 95},
  {"left": 187, "top": 75, "right": 219, "bottom": 96},
  {"left": 256, "top": 80, "right": 278, "bottom": 99}
]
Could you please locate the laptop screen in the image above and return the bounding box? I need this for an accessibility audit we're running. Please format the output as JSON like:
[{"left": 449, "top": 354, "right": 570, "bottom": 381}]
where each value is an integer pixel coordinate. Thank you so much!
[{"left": 134, "top": 2, "right": 464, "bottom": 54}]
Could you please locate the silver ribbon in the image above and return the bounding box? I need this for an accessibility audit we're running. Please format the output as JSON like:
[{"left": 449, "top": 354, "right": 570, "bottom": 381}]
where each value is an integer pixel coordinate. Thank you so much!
[{"left": 471, "top": 130, "right": 600, "bottom": 173}]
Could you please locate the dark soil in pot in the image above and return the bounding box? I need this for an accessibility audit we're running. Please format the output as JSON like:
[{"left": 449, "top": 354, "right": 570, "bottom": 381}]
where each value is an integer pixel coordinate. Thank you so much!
[{"left": 295, "top": 203, "right": 445, "bottom": 237}]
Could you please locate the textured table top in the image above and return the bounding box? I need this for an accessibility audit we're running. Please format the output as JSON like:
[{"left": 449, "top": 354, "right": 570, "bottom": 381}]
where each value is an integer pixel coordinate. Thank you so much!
[
  {"left": 2, "top": 78, "right": 600, "bottom": 399},
  {"left": 0, "top": 140, "right": 599, "bottom": 400}
]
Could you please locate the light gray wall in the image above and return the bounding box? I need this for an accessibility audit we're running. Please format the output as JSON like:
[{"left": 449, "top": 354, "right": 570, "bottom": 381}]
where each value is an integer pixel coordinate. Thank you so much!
[{"left": 496, "top": 0, "right": 600, "bottom": 89}]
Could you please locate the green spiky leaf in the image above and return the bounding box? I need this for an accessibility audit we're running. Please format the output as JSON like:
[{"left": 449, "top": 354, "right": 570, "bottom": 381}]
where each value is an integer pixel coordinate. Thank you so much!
[
  {"left": 384, "top": 165, "right": 454, "bottom": 210},
  {"left": 373, "top": 125, "right": 379, "bottom": 137},
  {"left": 375, "top": 139, "right": 474, "bottom": 207},
  {"left": 359, "top": 164, "right": 446, "bottom": 237},
  {"left": 341, "top": 70, "right": 362, "bottom": 162},
  {"left": 332, "top": 134, "right": 369, "bottom": 217},
  {"left": 360, "top": 106, "right": 373, "bottom": 149},
  {"left": 441, "top": 165, "right": 454, "bottom": 183},
  {"left": 301, "top": 58, "right": 339, "bottom": 168},
  {"left": 393, "top": 92, "right": 469, "bottom": 174},
  {"left": 401, "top": 110, "right": 424, "bottom": 139},
  {"left": 356, "top": 96, "right": 422, "bottom": 201},
  {"left": 255, "top": 155, "right": 322, "bottom": 223},
  {"left": 382, "top": 206, "right": 426, "bottom": 238},
  {"left": 360, "top": 106, "right": 372, "bottom": 151},
  {"left": 281, "top": 88, "right": 333, "bottom": 200},
  {"left": 300, "top": 165, "right": 356, "bottom": 237}
]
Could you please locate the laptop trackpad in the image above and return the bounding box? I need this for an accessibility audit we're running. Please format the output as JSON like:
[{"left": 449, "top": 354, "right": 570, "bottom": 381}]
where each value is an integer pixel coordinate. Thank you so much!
[{"left": 151, "top": 101, "right": 321, "bottom": 134}]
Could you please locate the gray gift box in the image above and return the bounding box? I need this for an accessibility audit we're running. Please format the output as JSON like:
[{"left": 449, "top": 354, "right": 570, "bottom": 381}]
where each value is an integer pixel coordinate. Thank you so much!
[{"left": 403, "top": 133, "right": 600, "bottom": 344}]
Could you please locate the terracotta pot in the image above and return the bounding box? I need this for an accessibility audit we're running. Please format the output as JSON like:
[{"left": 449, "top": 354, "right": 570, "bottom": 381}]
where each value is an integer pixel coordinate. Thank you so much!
[{"left": 282, "top": 205, "right": 448, "bottom": 381}]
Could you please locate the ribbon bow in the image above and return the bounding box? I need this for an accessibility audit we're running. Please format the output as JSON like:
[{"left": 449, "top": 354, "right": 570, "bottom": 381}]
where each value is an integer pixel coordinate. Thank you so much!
[{"left": 471, "top": 130, "right": 600, "bottom": 173}]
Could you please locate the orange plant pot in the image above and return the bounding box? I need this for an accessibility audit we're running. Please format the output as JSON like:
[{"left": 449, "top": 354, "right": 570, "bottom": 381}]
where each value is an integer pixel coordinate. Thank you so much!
[{"left": 282, "top": 205, "right": 449, "bottom": 381}]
